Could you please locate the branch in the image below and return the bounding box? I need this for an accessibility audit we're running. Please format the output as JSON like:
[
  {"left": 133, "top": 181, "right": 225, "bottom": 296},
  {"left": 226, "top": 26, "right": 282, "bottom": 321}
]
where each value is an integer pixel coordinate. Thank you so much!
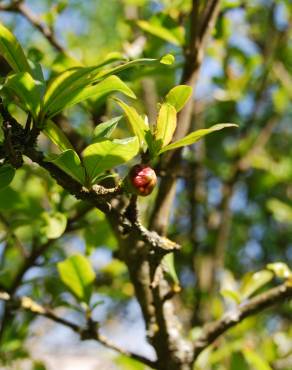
[
  {"left": 0, "top": 292, "right": 156, "bottom": 368},
  {"left": 193, "top": 282, "right": 292, "bottom": 360},
  {"left": 0, "top": 1, "right": 67, "bottom": 54}
]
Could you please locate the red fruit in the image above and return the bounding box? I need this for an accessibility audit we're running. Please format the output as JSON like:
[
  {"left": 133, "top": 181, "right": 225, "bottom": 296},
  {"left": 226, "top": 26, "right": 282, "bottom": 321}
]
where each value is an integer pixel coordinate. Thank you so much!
[{"left": 128, "top": 164, "right": 157, "bottom": 196}]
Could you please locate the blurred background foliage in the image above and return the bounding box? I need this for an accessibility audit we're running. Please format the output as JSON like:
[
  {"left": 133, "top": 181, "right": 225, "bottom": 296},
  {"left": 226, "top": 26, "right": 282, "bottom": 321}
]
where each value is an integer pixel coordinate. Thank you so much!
[{"left": 0, "top": 0, "right": 291, "bottom": 369}]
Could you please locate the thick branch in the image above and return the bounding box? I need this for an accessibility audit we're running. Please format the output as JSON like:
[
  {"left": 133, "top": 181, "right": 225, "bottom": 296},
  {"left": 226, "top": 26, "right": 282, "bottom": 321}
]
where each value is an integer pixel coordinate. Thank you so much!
[{"left": 193, "top": 282, "right": 292, "bottom": 360}]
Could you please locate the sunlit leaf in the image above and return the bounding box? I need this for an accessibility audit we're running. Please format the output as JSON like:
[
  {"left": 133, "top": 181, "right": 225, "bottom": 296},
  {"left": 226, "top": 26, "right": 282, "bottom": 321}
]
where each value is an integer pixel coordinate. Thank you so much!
[
  {"left": 155, "top": 103, "right": 177, "bottom": 148},
  {"left": 42, "top": 212, "right": 67, "bottom": 239},
  {"left": 267, "top": 262, "right": 292, "bottom": 279},
  {"left": 267, "top": 198, "right": 292, "bottom": 224},
  {"left": 115, "top": 99, "right": 148, "bottom": 146},
  {"left": 240, "top": 270, "right": 273, "bottom": 299},
  {"left": 242, "top": 348, "right": 272, "bottom": 370},
  {"left": 159, "top": 123, "right": 238, "bottom": 154},
  {"left": 43, "top": 120, "right": 74, "bottom": 151},
  {"left": 0, "top": 22, "right": 31, "bottom": 73},
  {"left": 160, "top": 54, "right": 175, "bottom": 65},
  {"left": 165, "top": 85, "right": 192, "bottom": 112},
  {"left": 57, "top": 254, "right": 95, "bottom": 303},
  {"left": 136, "top": 19, "right": 183, "bottom": 46},
  {"left": 44, "top": 75, "right": 136, "bottom": 118},
  {"left": 162, "top": 253, "right": 179, "bottom": 284}
]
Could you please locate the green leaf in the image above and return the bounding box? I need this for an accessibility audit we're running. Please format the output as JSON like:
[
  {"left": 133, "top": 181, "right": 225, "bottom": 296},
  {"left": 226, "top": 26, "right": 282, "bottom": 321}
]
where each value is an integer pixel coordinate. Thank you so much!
[
  {"left": 220, "top": 289, "right": 241, "bottom": 304},
  {"left": 0, "top": 164, "right": 15, "bottom": 190},
  {"left": 160, "top": 54, "right": 175, "bottom": 65},
  {"left": 155, "top": 103, "right": 177, "bottom": 149},
  {"left": 162, "top": 253, "right": 179, "bottom": 284},
  {"left": 242, "top": 348, "right": 272, "bottom": 370},
  {"left": 267, "top": 198, "right": 292, "bottom": 223},
  {"left": 0, "top": 22, "right": 31, "bottom": 73},
  {"left": 240, "top": 270, "right": 273, "bottom": 299},
  {"left": 57, "top": 254, "right": 96, "bottom": 303},
  {"left": 136, "top": 20, "right": 183, "bottom": 46},
  {"left": 42, "top": 212, "right": 67, "bottom": 239},
  {"left": 159, "top": 123, "right": 238, "bottom": 154},
  {"left": 46, "top": 149, "right": 85, "bottom": 184},
  {"left": 5, "top": 72, "right": 41, "bottom": 120},
  {"left": 267, "top": 262, "right": 292, "bottom": 279},
  {"left": 115, "top": 99, "right": 149, "bottom": 147},
  {"left": 43, "top": 120, "right": 74, "bottom": 151},
  {"left": 93, "top": 116, "right": 122, "bottom": 141},
  {"left": 82, "top": 137, "right": 139, "bottom": 183},
  {"left": 165, "top": 85, "right": 193, "bottom": 112},
  {"left": 44, "top": 75, "right": 136, "bottom": 118}
]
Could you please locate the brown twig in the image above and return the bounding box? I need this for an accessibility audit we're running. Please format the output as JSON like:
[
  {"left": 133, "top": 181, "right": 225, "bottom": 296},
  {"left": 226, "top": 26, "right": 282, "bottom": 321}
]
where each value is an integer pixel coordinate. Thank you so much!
[{"left": 192, "top": 282, "right": 292, "bottom": 360}]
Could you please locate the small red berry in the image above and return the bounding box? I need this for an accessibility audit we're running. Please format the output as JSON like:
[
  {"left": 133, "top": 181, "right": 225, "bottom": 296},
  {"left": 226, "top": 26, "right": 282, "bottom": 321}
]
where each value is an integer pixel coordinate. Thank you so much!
[{"left": 126, "top": 164, "right": 157, "bottom": 196}]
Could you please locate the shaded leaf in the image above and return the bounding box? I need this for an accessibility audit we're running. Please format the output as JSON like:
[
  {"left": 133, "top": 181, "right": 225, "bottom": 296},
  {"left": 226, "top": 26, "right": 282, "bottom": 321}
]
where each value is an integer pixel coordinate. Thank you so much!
[
  {"left": 46, "top": 149, "right": 85, "bottom": 184},
  {"left": 0, "top": 164, "right": 15, "bottom": 190},
  {"left": 93, "top": 116, "right": 122, "bottom": 141},
  {"left": 82, "top": 137, "right": 139, "bottom": 183},
  {"left": 162, "top": 253, "right": 179, "bottom": 284},
  {"left": 5, "top": 72, "right": 41, "bottom": 120}
]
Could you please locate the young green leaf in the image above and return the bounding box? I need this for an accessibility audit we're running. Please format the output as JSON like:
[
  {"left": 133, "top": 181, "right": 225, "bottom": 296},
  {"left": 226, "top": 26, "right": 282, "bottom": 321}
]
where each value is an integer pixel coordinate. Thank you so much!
[
  {"left": 159, "top": 123, "right": 238, "bottom": 154},
  {"left": 267, "top": 262, "right": 292, "bottom": 279},
  {"left": 0, "top": 164, "right": 15, "bottom": 190},
  {"left": 242, "top": 348, "right": 272, "bottom": 370},
  {"left": 162, "top": 253, "right": 179, "bottom": 284},
  {"left": 57, "top": 254, "right": 96, "bottom": 304},
  {"left": 165, "top": 85, "right": 192, "bottom": 112},
  {"left": 240, "top": 270, "right": 273, "bottom": 299},
  {"left": 5, "top": 72, "right": 41, "bottom": 120},
  {"left": 93, "top": 116, "right": 122, "bottom": 141},
  {"left": 155, "top": 103, "right": 177, "bottom": 149},
  {"left": 136, "top": 20, "right": 183, "bottom": 46},
  {"left": 46, "top": 149, "right": 85, "bottom": 184},
  {"left": 44, "top": 75, "right": 136, "bottom": 118},
  {"left": 0, "top": 22, "right": 31, "bottom": 73},
  {"left": 160, "top": 54, "right": 175, "bottom": 65},
  {"left": 82, "top": 137, "right": 139, "bottom": 183},
  {"left": 115, "top": 99, "right": 149, "bottom": 147},
  {"left": 43, "top": 120, "right": 74, "bottom": 151},
  {"left": 42, "top": 212, "right": 67, "bottom": 239}
]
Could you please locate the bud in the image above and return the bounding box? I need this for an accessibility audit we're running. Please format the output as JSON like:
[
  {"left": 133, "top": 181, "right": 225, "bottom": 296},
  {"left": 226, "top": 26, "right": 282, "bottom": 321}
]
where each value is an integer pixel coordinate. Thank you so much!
[{"left": 126, "top": 164, "right": 157, "bottom": 196}]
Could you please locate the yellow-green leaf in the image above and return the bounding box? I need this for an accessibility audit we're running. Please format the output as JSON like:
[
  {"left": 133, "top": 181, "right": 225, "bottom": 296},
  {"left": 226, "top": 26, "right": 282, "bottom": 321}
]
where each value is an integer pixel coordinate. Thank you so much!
[
  {"left": 57, "top": 254, "right": 95, "bottom": 303},
  {"left": 240, "top": 270, "right": 273, "bottom": 299},
  {"left": 0, "top": 22, "right": 31, "bottom": 73},
  {"left": 165, "top": 85, "right": 192, "bottom": 112},
  {"left": 155, "top": 103, "right": 177, "bottom": 148},
  {"left": 115, "top": 99, "right": 149, "bottom": 147},
  {"left": 43, "top": 120, "right": 74, "bottom": 151},
  {"left": 159, "top": 123, "right": 238, "bottom": 154}
]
